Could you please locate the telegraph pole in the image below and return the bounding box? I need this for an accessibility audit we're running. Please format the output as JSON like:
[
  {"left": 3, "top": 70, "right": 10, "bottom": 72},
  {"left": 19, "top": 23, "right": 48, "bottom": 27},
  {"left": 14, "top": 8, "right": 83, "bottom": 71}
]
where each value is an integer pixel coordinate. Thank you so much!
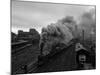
[{"left": 82, "top": 29, "right": 84, "bottom": 44}]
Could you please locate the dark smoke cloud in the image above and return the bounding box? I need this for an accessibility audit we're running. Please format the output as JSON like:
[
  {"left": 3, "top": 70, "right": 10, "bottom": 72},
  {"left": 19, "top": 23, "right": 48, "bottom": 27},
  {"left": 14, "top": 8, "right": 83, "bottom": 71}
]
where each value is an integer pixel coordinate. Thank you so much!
[
  {"left": 39, "top": 8, "right": 96, "bottom": 55},
  {"left": 40, "top": 22, "right": 74, "bottom": 55}
]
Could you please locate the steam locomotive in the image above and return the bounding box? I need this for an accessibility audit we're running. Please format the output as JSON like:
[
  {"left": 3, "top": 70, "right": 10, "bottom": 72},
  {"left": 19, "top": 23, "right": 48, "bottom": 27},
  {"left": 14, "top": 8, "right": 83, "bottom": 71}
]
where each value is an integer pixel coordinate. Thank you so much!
[{"left": 37, "top": 39, "right": 96, "bottom": 70}]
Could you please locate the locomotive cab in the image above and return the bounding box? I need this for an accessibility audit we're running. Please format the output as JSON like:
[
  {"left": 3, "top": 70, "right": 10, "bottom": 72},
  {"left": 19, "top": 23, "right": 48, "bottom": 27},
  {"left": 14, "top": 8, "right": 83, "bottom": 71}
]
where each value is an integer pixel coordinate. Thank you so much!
[{"left": 75, "top": 43, "right": 92, "bottom": 69}]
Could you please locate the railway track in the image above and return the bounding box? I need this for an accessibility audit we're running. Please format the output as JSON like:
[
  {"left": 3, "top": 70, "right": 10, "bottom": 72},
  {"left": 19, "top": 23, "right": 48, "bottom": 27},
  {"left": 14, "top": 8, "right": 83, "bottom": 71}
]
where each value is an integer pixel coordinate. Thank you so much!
[
  {"left": 11, "top": 41, "right": 32, "bottom": 55},
  {"left": 12, "top": 44, "right": 32, "bottom": 55},
  {"left": 11, "top": 41, "right": 40, "bottom": 74}
]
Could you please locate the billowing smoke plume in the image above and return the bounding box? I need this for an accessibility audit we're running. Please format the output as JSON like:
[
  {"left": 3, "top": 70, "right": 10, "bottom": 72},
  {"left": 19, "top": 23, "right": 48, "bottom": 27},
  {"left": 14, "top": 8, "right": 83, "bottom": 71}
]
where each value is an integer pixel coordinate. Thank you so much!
[
  {"left": 39, "top": 16, "right": 76, "bottom": 55},
  {"left": 57, "top": 16, "right": 78, "bottom": 38},
  {"left": 39, "top": 8, "right": 96, "bottom": 55}
]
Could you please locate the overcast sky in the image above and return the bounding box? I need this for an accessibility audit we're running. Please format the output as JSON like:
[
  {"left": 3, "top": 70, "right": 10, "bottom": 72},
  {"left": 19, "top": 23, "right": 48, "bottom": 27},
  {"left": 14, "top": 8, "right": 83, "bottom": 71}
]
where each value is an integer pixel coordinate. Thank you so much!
[{"left": 11, "top": 0, "right": 95, "bottom": 34}]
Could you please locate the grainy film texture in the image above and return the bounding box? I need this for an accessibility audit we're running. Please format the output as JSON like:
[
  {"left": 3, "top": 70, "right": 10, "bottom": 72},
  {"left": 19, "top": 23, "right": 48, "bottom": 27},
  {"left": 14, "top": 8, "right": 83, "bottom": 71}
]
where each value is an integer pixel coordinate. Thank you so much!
[{"left": 11, "top": 0, "right": 96, "bottom": 75}]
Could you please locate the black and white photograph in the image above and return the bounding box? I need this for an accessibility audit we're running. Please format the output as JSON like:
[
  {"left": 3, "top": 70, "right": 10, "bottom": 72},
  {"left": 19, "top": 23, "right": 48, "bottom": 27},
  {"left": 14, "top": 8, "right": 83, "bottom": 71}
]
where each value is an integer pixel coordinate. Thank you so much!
[{"left": 11, "top": 0, "right": 96, "bottom": 75}]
